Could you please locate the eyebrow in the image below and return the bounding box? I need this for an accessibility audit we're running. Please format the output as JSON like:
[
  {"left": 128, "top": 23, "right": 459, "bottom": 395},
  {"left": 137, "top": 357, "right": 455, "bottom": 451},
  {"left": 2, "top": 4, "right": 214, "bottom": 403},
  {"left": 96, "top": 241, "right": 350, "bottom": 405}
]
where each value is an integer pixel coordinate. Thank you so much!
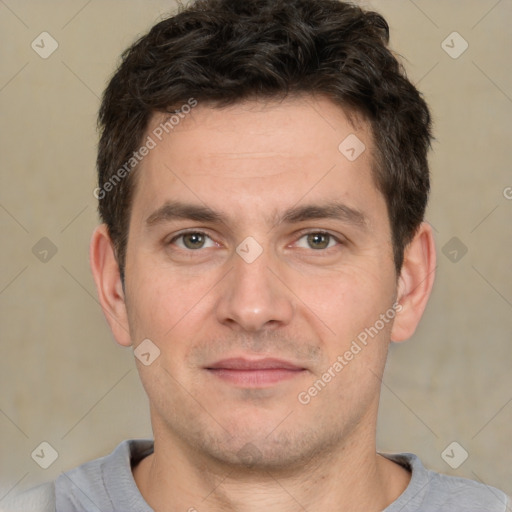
[
  {"left": 279, "top": 203, "right": 368, "bottom": 229},
  {"left": 145, "top": 202, "right": 223, "bottom": 226},
  {"left": 145, "top": 200, "right": 369, "bottom": 230}
]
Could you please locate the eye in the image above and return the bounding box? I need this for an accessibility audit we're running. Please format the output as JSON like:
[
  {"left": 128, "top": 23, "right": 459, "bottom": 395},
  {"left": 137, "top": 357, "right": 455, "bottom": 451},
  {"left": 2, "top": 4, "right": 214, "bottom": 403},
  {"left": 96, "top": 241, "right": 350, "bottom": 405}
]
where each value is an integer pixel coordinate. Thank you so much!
[
  {"left": 170, "top": 231, "right": 217, "bottom": 250},
  {"left": 295, "top": 232, "right": 340, "bottom": 250}
]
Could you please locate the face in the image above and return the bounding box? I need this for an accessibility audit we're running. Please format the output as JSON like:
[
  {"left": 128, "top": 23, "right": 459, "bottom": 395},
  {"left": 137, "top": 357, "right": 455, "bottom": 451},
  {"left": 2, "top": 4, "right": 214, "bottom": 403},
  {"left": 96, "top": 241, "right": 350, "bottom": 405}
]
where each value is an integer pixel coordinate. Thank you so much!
[{"left": 123, "top": 95, "right": 400, "bottom": 469}]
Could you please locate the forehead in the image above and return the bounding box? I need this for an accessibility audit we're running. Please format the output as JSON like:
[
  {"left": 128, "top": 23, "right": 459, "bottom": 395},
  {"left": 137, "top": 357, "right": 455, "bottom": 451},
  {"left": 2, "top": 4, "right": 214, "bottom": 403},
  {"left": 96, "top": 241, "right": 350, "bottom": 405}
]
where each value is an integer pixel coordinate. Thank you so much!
[
  {"left": 146, "top": 95, "right": 371, "bottom": 163},
  {"left": 130, "top": 95, "right": 383, "bottom": 226}
]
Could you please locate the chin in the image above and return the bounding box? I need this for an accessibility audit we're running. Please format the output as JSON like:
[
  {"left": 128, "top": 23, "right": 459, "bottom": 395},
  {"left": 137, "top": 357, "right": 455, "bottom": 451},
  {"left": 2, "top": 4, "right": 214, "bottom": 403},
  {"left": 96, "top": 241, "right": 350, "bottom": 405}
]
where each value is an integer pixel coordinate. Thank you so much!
[{"left": 193, "top": 419, "right": 341, "bottom": 472}]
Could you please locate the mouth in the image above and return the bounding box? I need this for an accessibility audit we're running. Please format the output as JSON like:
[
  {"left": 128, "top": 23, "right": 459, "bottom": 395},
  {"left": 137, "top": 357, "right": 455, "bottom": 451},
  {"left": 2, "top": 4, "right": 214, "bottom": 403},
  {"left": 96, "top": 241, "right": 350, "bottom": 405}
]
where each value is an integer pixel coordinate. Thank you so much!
[{"left": 205, "top": 357, "right": 307, "bottom": 387}]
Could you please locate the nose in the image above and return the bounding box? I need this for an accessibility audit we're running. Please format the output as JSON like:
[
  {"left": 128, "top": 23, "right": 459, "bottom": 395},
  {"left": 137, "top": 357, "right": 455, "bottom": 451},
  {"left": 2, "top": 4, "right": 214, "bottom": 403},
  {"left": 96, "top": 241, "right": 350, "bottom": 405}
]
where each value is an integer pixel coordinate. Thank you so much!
[{"left": 215, "top": 245, "right": 294, "bottom": 332}]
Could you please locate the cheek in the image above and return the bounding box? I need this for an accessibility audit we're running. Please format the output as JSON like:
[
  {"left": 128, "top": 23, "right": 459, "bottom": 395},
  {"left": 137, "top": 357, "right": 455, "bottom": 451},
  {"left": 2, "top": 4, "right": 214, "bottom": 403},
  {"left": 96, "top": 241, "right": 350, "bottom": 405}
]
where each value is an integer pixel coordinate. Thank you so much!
[
  {"left": 126, "top": 256, "right": 218, "bottom": 342},
  {"left": 298, "top": 262, "right": 395, "bottom": 335},
  {"left": 303, "top": 269, "right": 394, "bottom": 403}
]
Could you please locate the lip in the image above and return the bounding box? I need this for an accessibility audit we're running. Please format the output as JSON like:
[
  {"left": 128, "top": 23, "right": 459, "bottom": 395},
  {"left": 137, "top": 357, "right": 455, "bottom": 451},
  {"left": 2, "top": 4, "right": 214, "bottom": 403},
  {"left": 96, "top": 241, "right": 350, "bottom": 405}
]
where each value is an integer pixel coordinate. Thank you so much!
[
  {"left": 205, "top": 357, "right": 306, "bottom": 387},
  {"left": 206, "top": 357, "right": 304, "bottom": 371}
]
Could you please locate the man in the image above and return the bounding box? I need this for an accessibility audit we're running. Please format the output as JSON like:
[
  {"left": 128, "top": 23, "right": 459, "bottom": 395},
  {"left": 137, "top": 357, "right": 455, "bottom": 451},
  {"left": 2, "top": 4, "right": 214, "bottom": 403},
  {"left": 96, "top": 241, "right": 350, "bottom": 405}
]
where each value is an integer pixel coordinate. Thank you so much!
[{"left": 4, "top": 0, "right": 510, "bottom": 510}]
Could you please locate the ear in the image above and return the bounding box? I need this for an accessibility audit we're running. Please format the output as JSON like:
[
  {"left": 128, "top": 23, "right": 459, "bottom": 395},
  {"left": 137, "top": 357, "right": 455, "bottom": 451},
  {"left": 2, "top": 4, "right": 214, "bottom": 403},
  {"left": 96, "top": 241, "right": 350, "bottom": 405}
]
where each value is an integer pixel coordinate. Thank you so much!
[
  {"left": 89, "top": 224, "right": 132, "bottom": 347},
  {"left": 391, "top": 221, "right": 436, "bottom": 343}
]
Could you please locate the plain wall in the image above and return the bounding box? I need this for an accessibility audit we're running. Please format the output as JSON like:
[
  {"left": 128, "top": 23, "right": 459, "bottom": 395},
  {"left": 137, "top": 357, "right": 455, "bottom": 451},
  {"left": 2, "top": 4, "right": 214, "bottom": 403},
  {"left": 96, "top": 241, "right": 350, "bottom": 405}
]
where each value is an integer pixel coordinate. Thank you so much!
[{"left": 1, "top": 0, "right": 511, "bottom": 500}]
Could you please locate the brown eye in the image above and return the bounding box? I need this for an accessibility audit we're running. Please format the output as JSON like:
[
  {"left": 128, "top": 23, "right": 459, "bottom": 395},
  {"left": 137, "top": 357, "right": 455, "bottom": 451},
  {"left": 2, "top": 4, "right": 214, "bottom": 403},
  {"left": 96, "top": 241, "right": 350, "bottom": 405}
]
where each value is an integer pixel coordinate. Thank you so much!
[
  {"left": 170, "top": 231, "right": 215, "bottom": 250},
  {"left": 306, "top": 232, "right": 332, "bottom": 250},
  {"left": 182, "top": 232, "right": 207, "bottom": 249}
]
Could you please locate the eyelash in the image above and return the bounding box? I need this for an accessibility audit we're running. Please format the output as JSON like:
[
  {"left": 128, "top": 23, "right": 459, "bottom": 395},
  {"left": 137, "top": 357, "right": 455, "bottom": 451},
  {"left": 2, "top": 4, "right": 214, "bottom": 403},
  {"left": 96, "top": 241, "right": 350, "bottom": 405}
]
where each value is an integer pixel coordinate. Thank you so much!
[{"left": 167, "top": 230, "right": 344, "bottom": 252}]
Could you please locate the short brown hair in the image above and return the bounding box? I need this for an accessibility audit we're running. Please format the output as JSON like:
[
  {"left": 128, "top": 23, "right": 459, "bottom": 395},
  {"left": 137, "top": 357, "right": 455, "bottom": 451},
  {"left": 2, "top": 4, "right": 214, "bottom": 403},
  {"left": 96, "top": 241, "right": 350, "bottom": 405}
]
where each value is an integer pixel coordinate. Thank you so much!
[{"left": 96, "top": 0, "right": 432, "bottom": 279}]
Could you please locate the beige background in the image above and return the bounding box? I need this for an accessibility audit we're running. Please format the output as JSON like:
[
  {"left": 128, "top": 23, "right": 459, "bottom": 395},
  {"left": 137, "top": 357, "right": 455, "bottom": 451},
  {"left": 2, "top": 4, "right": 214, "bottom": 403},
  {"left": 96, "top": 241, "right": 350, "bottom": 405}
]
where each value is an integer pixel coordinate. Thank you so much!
[{"left": 1, "top": 0, "right": 511, "bottom": 502}]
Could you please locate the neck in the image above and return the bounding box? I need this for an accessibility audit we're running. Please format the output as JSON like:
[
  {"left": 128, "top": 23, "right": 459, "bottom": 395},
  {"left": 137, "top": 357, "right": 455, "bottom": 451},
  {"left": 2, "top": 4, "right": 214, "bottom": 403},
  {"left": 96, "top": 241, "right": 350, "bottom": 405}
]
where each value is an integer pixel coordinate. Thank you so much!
[{"left": 133, "top": 424, "right": 410, "bottom": 512}]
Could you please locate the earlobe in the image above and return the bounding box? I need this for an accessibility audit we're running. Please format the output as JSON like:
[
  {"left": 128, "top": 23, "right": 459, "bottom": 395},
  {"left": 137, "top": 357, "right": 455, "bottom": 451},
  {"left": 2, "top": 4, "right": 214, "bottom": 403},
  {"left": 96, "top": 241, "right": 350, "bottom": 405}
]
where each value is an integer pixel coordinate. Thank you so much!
[
  {"left": 89, "top": 224, "right": 132, "bottom": 347},
  {"left": 391, "top": 222, "right": 436, "bottom": 343}
]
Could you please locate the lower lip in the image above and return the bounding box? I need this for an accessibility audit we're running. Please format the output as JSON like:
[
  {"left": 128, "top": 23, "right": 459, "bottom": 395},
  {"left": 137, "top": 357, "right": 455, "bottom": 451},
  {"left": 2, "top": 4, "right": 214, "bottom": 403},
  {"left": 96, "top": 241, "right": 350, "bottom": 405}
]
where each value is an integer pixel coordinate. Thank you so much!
[{"left": 207, "top": 368, "right": 305, "bottom": 387}]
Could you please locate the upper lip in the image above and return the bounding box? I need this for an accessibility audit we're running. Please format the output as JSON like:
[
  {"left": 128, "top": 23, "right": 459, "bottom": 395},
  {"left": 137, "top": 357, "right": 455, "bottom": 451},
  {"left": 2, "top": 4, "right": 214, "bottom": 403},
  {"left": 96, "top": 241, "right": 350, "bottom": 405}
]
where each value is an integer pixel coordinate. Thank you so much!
[{"left": 206, "top": 357, "right": 304, "bottom": 371}]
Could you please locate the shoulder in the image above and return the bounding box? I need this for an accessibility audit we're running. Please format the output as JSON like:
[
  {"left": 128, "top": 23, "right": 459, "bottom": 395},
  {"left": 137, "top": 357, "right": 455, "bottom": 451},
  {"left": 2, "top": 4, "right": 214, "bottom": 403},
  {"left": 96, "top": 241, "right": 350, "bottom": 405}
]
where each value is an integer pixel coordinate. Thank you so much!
[
  {"left": 0, "top": 439, "right": 154, "bottom": 512},
  {"left": 0, "top": 482, "right": 55, "bottom": 512},
  {"left": 425, "top": 469, "right": 510, "bottom": 511},
  {"left": 54, "top": 439, "right": 153, "bottom": 510},
  {"left": 383, "top": 453, "right": 511, "bottom": 512}
]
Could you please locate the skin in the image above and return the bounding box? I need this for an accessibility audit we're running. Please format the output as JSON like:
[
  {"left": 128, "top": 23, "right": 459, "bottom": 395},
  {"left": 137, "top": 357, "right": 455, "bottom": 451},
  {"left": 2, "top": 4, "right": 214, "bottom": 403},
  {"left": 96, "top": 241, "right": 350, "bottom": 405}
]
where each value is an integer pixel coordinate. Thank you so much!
[{"left": 90, "top": 95, "right": 436, "bottom": 512}]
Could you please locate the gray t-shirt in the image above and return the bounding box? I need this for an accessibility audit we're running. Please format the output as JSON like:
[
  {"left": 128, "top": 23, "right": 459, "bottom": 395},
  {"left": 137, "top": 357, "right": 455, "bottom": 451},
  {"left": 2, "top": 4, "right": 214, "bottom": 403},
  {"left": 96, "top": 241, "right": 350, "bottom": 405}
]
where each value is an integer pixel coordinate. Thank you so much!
[{"left": 2, "top": 439, "right": 510, "bottom": 511}]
